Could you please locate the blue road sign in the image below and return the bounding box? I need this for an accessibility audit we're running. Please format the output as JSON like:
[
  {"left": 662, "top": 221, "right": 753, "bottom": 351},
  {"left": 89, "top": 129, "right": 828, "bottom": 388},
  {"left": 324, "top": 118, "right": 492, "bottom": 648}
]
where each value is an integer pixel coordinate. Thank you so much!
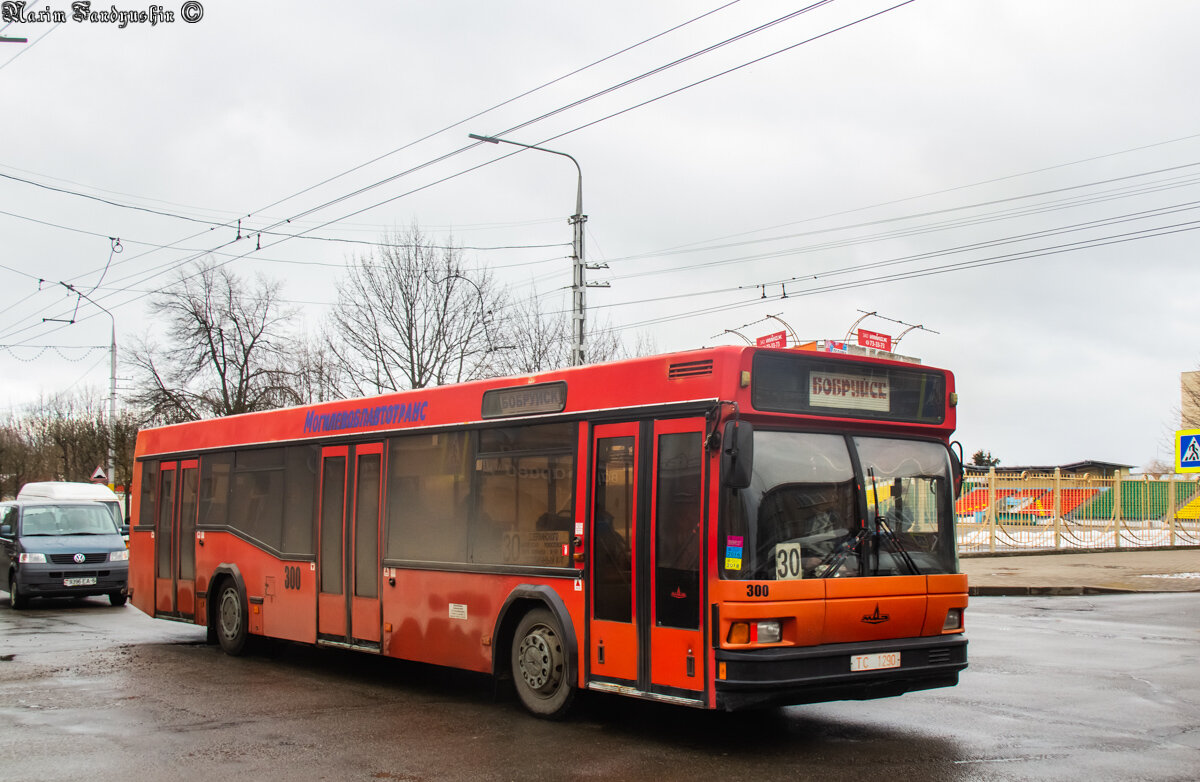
[{"left": 1177, "top": 429, "right": 1200, "bottom": 473}]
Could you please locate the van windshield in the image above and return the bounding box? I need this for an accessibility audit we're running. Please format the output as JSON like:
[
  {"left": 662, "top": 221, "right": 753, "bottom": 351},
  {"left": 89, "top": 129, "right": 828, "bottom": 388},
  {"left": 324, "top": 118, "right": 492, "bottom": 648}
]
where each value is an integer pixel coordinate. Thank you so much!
[{"left": 21, "top": 505, "right": 120, "bottom": 536}]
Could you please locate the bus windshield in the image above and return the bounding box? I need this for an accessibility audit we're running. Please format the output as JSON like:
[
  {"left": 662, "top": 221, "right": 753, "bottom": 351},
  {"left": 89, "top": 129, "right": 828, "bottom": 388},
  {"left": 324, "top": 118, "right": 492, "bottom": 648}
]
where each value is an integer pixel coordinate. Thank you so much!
[{"left": 720, "top": 432, "right": 957, "bottom": 580}]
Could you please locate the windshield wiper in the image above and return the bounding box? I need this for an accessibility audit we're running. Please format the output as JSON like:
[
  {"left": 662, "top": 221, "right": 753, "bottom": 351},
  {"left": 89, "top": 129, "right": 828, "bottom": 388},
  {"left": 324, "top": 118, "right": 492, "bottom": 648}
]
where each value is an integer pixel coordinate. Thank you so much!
[
  {"left": 816, "top": 526, "right": 870, "bottom": 578},
  {"left": 869, "top": 468, "right": 921, "bottom": 575}
]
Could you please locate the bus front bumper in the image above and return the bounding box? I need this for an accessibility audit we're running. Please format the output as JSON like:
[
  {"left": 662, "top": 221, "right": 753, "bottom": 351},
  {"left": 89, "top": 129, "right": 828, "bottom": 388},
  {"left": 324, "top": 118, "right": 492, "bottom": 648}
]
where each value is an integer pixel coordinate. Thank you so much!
[{"left": 715, "top": 634, "right": 967, "bottom": 711}]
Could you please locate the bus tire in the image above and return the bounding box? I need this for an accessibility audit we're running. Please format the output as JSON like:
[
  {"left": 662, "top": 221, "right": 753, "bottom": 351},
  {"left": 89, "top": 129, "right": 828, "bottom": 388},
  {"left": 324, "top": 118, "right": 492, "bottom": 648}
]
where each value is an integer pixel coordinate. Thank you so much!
[
  {"left": 511, "top": 607, "right": 575, "bottom": 719},
  {"left": 9, "top": 572, "right": 28, "bottom": 610},
  {"left": 215, "top": 579, "right": 249, "bottom": 656}
]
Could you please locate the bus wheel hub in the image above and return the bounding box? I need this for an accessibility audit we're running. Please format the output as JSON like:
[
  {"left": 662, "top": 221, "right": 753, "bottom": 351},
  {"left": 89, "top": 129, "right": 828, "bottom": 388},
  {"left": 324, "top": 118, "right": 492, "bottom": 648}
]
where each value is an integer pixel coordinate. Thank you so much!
[{"left": 518, "top": 627, "right": 560, "bottom": 691}]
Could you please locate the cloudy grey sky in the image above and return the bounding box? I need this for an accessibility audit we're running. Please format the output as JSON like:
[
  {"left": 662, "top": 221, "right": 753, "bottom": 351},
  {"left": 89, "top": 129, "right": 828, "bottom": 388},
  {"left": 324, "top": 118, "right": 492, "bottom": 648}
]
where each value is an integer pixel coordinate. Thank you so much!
[{"left": 2, "top": 0, "right": 1198, "bottom": 469}]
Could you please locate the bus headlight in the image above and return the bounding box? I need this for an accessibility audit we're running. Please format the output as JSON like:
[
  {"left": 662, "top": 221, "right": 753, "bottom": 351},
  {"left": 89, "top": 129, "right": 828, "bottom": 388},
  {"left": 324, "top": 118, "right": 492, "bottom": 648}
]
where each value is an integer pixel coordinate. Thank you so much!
[
  {"left": 109, "top": 550, "right": 130, "bottom": 562},
  {"left": 942, "top": 608, "right": 963, "bottom": 631},
  {"left": 756, "top": 620, "right": 782, "bottom": 644},
  {"left": 18, "top": 553, "right": 46, "bottom": 563},
  {"left": 727, "top": 620, "right": 783, "bottom": 645}
]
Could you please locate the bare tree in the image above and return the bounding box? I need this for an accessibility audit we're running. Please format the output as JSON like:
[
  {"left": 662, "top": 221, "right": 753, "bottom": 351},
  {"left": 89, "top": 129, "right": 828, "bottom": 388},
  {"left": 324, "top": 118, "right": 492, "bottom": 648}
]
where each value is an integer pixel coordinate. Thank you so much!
[
  {"left": 495, "top": 287, "right": 630, "bottom": 375},
  {"left": 0, "top": 389, "right": 141, "bottom": 503},
  {"left": 1142, "top": 458, "right": 1174, "bottom": 477},
  {"left": 293, "top": 332, "right": 348, "bottom": 403},
  {"left": 25, "top": 392, "right": 108, "bottom": 482},
  {"left": 128, "top": 260, "right": 301, "bottom": 421},
  {"left": 324, "top": 227, "right": 505, "bottom": 393},
  {"left": 0, "top": 412, "right": 43, "bottom": 499}
]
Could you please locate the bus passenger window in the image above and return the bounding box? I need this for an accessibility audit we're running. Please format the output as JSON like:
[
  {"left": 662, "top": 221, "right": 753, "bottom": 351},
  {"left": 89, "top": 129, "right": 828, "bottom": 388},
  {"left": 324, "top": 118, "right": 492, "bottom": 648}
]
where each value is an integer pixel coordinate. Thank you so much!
[
  {"left": 385, "top": 433, "right": 469, "bottom": 564},
  {"left": 593, "top": 437, "right": 633, "bottom": 623}
]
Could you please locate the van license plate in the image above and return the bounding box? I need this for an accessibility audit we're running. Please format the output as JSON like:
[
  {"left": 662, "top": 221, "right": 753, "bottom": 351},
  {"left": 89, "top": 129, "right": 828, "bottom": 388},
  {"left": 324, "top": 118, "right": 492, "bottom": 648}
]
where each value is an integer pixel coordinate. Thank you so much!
[
  {"left": 850, "top": 652, "right": 900, "bottom": 672},
  {"left": 64, "top": 577, "right": 97, "bottom": 587}
]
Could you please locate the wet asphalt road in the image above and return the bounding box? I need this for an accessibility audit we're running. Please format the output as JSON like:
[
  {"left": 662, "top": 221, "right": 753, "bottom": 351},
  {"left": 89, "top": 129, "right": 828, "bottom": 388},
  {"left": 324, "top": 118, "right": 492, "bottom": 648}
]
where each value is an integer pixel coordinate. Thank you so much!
[{"left": 1, "top": 593, "right": 1197, "bottom": 782}]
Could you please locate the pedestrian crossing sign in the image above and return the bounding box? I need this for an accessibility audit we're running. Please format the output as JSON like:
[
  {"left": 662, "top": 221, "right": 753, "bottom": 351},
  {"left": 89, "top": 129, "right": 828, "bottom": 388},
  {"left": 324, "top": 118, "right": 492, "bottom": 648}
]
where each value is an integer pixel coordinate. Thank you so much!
[{"left": 1177, "top": 429, "right": 1200, "bottom": 473}]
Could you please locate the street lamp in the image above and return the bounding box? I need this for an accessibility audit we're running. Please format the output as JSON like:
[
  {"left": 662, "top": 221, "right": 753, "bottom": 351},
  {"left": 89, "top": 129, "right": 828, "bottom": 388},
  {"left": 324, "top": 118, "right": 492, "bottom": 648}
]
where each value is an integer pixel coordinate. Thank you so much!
[{"left": 469, "top": 133, "right": 605, "bottom": 367}]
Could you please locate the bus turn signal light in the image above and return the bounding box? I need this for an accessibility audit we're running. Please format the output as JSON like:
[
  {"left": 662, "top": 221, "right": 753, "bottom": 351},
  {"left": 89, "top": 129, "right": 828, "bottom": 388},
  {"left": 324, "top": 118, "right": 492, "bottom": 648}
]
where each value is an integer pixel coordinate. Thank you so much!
[{"left": 728, "top": 622, "right": 750, "bottom": 644}]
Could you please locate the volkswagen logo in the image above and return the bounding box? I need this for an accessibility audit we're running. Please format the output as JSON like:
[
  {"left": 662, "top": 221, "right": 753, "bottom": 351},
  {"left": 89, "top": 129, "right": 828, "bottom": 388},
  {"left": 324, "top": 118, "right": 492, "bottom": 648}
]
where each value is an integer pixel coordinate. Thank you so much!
[{"left": 73, "top": 553, "right": 85, "bottom": 564}]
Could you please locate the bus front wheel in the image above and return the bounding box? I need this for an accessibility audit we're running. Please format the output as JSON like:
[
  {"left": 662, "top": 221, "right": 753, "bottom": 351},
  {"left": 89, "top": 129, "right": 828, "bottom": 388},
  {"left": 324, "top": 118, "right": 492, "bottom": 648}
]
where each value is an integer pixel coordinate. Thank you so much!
[
  {"left": 511, "top": 607, "right": 575, "bottom": 719},
  {"left": 215, "top": 579, "right": 249, "bottom": 656}
]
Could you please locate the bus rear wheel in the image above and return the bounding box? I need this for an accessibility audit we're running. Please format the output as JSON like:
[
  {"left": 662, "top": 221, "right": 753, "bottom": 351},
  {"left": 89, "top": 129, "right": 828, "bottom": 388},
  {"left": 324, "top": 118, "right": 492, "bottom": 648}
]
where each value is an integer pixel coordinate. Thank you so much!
[
  {"left": 215, "top": 580, "right": 249, "bottom": 656},
  {"left": 511, "top": 608, "right": 574, "bottom": 719}
]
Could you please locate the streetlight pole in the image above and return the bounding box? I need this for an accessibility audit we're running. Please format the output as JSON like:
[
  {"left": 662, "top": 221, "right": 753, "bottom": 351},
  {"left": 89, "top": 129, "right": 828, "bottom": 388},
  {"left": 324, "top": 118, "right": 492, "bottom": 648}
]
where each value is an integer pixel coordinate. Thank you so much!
[{"left": 469, "top": 133, "right": 604, "bottom": 367}]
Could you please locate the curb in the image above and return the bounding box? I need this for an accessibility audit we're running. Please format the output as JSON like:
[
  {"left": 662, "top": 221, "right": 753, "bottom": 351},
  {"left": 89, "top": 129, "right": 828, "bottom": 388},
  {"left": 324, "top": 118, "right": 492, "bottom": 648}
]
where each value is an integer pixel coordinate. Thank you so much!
[{"left": 969, "top": 585, "right": 1137, "bottom": 597}]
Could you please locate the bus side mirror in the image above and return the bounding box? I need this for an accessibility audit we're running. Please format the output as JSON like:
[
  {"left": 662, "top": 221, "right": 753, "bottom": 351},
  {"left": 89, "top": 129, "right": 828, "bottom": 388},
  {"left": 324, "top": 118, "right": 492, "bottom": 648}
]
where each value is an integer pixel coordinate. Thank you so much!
[
  {"left": 722, "top": 421, "right": 754, "bottom": 489},
  {"left": 949, "top": 441, "right": 964, "bottom": 498}
]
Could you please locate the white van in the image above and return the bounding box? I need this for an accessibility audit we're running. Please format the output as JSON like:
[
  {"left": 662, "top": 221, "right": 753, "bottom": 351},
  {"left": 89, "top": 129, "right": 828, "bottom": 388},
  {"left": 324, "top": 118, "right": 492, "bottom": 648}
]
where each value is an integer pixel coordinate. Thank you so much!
[{"left": 17, "top": 482, "right": 126, "bottom": 535}]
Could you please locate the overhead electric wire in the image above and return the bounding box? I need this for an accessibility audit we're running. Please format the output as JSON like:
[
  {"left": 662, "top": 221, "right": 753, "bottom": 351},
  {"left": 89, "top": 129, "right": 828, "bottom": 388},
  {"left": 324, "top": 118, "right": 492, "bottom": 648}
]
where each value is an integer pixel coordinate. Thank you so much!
[
  {"left": 608, "top": 171, "right": 1200, "bottom": 282},
  {"left": 592, "top": 216, "right": 1200, "bottom": 334},
  {"left": 248, "top": 1, "right": 837, "bottom": 234},
  {"left": 237, "top": 1, "right": 745, "bottom": 223},
  {"left": 0, "top": 21, "right": 60, "bottom": 73},
  {"left": 748, "top": 200, "right": 1200, "bottom": 290},
  {"left": 2, "top": 0, "right": 1181, "bottom": 362},
  {"left": 27, "top": 0, "right": 880, "bottom": 324},
  {"left": 765, "top": 219, "right": 1200, "bottom": 300},
  {"left": 623, "top": 130, "right": 1200, "bottom": 260},
  {"left": 0, "top": 192, "right": 570, "bottom": 252},
  {"left": 603, "top": 161, "right": 1200, "bottom": 268},
  {"left": 201, "top": 1, "right": 910, "bottom": 275},
  {"left": 0, "top": 1, "right": 761, "bottom": 332}
]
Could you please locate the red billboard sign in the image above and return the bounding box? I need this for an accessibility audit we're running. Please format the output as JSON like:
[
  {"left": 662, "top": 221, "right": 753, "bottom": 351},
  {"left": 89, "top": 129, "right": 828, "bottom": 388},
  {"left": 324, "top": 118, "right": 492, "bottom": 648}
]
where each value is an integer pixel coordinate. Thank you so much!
[
  {"left": 756, "top": 330, "right": 788, "bottom": 349},
  {"left": 858, "top": 328, "right": 892, "bottom": 351}
]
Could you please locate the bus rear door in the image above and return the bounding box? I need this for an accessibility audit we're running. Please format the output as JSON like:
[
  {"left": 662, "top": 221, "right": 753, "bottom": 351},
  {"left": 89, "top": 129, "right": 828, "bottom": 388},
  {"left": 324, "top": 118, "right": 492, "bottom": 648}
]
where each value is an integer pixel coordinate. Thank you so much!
[{"left": 154, "top": 458, "right": 198, "bottom": 619}]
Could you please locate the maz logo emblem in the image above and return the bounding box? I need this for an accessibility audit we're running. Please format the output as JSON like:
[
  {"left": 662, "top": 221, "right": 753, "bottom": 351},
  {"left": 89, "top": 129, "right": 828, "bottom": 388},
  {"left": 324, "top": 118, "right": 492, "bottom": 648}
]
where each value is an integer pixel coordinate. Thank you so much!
[{"left": 862, "top": 604, "right": 890, "bottom": 624}]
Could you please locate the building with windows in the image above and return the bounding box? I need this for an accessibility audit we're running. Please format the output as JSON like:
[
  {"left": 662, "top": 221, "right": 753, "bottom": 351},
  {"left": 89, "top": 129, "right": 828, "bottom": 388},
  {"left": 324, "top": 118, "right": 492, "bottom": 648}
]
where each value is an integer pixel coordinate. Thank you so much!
[{"left": 1183, "top": 371, "right": 1200, "bottom": 428}]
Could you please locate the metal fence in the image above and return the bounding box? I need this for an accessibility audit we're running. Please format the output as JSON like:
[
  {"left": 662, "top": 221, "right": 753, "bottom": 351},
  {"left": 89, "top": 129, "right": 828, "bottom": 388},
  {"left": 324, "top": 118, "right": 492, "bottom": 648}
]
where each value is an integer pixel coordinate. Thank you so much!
[{"left": 956, "top": 468, "right": 1200, "bottom": 552}]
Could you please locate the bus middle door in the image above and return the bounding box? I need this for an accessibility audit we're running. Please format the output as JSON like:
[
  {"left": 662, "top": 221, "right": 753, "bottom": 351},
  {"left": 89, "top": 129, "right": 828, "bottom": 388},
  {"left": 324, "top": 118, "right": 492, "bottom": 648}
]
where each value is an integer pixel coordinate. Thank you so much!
[{"left": 317, "top": 443, "right": 384, "bottom": 650}]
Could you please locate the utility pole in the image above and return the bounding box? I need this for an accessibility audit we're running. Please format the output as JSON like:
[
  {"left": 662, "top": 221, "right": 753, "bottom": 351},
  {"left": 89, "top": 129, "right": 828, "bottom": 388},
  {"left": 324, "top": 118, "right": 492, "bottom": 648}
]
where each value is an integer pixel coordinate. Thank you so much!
[{"left": 469, "top": 133, "right": 608, "bottom": 366}]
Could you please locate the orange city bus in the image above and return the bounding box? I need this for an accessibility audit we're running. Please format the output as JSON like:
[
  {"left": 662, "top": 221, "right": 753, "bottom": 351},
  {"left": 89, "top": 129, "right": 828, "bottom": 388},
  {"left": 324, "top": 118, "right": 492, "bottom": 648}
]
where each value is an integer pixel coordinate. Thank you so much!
[{"left": 129, "top": 345, "right": 967, "bottom": 717}]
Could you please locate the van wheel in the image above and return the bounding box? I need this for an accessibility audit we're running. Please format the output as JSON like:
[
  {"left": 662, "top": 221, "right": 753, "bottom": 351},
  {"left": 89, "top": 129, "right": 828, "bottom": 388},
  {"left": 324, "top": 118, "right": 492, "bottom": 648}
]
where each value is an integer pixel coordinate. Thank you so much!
[
  {"left": 511, "top": 608, "right": 575, "bottom": 719},
  {"left": 109, "top": 591, "right": 127, "bottom": 607},
  {"left": 9, "top": 573, "right": 28, "bottom": 610},
  {"left": 216, "top": 580, "right": 249, "bottom": 656}
]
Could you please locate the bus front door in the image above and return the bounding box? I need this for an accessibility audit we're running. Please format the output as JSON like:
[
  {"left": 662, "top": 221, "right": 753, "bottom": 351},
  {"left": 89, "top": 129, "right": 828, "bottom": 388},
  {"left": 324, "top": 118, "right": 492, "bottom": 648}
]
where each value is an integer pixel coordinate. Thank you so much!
[
  {"left": 154, "top": 459, "right": 198, "bottom": 619},
  {"left": 317, "top": 443, "right": 384, "bottom": 650},
  {"left": 589, "top": 419, "right": 706, "bottom": 701}
]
